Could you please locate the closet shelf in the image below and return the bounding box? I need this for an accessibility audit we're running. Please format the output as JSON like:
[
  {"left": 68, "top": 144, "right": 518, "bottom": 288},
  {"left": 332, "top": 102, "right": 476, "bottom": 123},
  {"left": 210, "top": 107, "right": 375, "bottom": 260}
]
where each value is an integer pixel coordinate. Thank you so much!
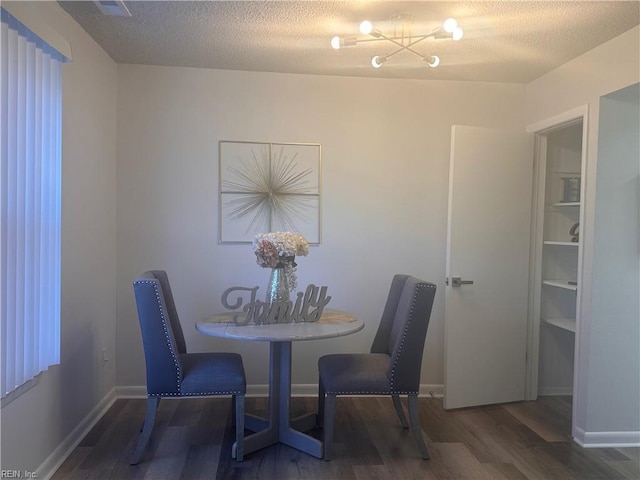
[
  {"left": 544, "top": 241, "right": 579, "bottom": 247},
  {"left": 552, "top": 201, "right": 580, "bottom": 207},
  {"left": 542, "top": 280, "right": 578, "bottom": 291},
  {"left": 543, "top": 318, "right": 576, "bottom": 333}
]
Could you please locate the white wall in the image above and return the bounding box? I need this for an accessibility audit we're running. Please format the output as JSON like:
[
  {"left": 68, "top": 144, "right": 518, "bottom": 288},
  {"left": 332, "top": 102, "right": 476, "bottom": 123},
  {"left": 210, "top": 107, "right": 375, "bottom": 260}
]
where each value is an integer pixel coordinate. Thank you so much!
[
  {"left": 526, "top": 26, "right": 640, "bottom": 444},
  {"left": 525, "top": 27, "right": 640, "bottom": 124},
  {"left": 0, "top": 2, "right": 118, "bottom": 476},
  {"left": 115, "top": 65, "right": 526, "bottom": 391},
  {"left": 590, "top": 83, "right": 639, "bottom": 434}
]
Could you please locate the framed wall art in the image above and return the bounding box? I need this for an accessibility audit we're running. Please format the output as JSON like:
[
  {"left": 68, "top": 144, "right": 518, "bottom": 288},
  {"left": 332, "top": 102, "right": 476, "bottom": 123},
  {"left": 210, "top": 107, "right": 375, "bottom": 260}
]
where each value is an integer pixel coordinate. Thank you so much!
[{"left": 219, "top": 141, "right": 321, "bottom": 244}]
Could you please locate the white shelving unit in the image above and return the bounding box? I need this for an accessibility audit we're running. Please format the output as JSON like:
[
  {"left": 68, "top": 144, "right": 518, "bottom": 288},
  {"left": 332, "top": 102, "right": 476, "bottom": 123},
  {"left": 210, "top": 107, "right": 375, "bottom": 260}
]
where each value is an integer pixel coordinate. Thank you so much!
[{"left": 535, "top": 120, "right": 584, "bottom": 398}]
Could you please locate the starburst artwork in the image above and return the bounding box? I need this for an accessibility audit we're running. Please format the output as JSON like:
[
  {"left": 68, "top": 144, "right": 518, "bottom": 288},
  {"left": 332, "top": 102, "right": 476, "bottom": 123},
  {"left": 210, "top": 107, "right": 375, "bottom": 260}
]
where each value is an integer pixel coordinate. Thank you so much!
[{"left": 219, "top": 141, "right": 321, "bottom": 244}]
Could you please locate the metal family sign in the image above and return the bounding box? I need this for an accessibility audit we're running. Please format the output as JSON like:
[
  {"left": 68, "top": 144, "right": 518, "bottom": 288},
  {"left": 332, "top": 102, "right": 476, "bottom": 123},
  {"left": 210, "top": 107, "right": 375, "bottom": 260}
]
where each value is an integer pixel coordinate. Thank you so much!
[{"left": 221, "top": 284, "right": 331, "bottom": 325}]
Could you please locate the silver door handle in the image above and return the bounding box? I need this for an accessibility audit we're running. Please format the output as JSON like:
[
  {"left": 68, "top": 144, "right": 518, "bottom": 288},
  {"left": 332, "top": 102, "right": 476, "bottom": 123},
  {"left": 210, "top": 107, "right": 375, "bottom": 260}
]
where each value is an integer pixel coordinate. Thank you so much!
[{"left": 451, "top": 277, "right": 474, "bottom": 287}]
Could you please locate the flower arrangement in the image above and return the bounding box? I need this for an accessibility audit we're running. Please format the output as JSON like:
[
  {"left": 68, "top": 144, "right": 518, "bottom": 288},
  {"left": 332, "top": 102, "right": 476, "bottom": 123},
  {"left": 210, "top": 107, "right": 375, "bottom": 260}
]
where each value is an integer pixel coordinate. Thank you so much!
[{"left": 253, "top": 232, "right": 309, "bottom": 290}]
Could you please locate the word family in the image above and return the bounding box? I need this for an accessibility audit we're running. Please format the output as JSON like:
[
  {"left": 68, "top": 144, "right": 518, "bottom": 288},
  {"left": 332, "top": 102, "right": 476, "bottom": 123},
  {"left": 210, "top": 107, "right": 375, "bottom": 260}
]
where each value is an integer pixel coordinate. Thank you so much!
[{"left": 221, "top": 284, "right": 331, "bottom": 325}]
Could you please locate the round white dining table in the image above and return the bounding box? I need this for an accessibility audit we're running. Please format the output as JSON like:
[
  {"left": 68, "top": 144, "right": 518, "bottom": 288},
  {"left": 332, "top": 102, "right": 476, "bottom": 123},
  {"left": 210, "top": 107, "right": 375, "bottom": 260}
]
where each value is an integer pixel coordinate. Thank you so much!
[{"left": 196, "top": 308, "right": 364, "bottom": 459}]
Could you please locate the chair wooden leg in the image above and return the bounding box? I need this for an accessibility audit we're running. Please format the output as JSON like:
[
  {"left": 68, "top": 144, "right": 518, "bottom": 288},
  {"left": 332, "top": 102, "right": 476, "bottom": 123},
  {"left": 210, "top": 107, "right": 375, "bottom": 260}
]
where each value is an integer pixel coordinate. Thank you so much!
[
  {"left": 234, "top": 394, "right": 245, "bottom": 462},
  {"left": 317, "top": 379, "right": 326, "bottom": 428},
  {"left": 231, "top": 395, "right": 237, "bottom": 428},
  {"left": 323, "top": 393, "right": 336, "bottom": 460},
  {"left": 130, "top": 397, "right": 160, "bottom": 465},
  {"left": 392, "top": 394, "right": 409, "bottom": 428},
  {"left": 407, "top": 394, "right": 429, "bottom": 460}
]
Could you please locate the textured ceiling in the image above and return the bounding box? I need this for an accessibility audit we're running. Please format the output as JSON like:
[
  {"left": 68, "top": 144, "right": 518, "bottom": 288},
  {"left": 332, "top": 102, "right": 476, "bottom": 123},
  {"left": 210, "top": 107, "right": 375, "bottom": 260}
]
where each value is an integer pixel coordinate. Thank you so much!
[{"left": 57, "top": 1, "right": 640, "bottom": 83}]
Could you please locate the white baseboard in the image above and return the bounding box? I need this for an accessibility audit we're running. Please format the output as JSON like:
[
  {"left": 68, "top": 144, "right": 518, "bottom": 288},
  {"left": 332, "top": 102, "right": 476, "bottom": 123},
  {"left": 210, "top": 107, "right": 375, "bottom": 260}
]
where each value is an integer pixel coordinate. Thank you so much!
[
  {"left": 538, "top": 386, "right": 574, "bottom": 396},
  {"left": 114, "top": 384, "right": 321, "bottom": 398},
  {"left": 113, "top": 384, "right": 317, "bottom": 398},
  {"left": 573, "top": 427, "right": 640, "bottom": 448},
  {"left": 37, "top": 387, "right": 118, "bottom": 480},
  {"left": 115, "top": 385, "right": 147, "bottom": 398},
  {"left": 248, "top": 384, "right": 444, "bottom": 398},
  {"left": 419, "top": 384, "right": 444, "bottom": 398},
  {"left": 114, "top": 384, "right": 445, "bottom": 398}
]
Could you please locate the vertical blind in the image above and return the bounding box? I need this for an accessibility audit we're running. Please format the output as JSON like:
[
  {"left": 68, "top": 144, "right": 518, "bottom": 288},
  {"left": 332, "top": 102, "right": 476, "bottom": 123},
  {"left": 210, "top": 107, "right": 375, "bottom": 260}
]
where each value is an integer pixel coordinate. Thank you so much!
[{"left": 1, "top": 8, "right": 67, "bottom": 397}]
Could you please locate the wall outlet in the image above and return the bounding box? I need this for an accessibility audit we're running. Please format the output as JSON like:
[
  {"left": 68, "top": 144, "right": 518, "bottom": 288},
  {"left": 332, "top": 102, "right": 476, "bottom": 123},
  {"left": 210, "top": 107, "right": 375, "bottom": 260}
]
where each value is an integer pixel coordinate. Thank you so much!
[{"left": 102, "top": 348, "right": 110, "bottom": 366}]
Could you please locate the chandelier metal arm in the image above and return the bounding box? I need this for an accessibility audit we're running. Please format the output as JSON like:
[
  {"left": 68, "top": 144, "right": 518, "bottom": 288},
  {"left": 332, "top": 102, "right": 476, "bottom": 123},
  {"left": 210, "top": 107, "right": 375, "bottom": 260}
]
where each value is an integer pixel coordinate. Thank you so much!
[
  {"left": 376, "top": 32, "right": 433, "bottom": 59},
  {"left": 331, "top": 18, "right": 462, "bottom": 68},
  {"left": 355, "top": 30, "right": 446, "bottom": 45},
  {"left": 380, "top": 44, "right": 414, "bottom": 61},
  {"left": 377, "top": 43, "right": 425, "bottom": 62}
]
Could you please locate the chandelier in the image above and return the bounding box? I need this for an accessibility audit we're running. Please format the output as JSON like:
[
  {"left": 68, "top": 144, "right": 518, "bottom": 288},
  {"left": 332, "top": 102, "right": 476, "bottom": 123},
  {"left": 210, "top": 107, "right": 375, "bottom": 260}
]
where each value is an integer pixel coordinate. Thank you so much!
[{"left": 331, "top": 15, "right": 463, "bottom": 69}]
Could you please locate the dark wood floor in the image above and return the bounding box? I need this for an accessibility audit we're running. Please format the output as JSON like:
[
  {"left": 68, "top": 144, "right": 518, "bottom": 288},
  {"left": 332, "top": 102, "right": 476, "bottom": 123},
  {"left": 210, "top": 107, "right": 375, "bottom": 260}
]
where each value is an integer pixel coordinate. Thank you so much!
[{"left": 52, "top": 395, "right": 639, "bottom": 479}]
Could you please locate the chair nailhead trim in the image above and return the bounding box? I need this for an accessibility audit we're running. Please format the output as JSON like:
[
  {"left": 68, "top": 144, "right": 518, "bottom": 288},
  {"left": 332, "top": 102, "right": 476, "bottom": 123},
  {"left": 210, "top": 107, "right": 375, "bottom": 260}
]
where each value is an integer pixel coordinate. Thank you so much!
[
  {"left": 135, "top": 279, "right": 182, "bottom": 393},
  {"left": 327, "top": 390, "right": 417, "bottom": 395},
  {"left": 389, "top": 282, "right": 436, "bottom": 392},
  {"left": 149, "top": 391, "right": 243, "bottom": 397}
]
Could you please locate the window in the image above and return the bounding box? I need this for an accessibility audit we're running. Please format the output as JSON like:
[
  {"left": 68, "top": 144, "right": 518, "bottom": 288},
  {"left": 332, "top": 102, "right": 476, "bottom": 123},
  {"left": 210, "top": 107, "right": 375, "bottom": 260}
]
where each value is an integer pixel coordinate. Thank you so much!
[{"left": 1, "top": 8, "right": 68, "bottom": 397}]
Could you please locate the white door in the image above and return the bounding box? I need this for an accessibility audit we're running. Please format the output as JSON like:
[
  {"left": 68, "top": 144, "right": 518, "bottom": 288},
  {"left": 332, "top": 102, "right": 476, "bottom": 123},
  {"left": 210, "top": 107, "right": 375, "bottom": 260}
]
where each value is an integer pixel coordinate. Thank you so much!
[{"left": 444, "top": 125, "right": 534, "bottom": 410}]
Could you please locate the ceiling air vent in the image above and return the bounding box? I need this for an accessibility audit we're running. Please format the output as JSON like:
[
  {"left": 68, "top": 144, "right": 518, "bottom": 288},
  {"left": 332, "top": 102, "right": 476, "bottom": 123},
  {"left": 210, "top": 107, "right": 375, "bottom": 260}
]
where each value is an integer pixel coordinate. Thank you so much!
[{"left": 93, "top": 0, "right": 131, "bottom": 17}]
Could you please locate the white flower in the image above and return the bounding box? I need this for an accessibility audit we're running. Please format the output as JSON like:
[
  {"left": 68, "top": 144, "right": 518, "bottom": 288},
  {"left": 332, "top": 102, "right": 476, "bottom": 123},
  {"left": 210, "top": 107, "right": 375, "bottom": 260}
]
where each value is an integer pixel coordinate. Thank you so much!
[{"left": 252, "top": 232, "right": 309, "bottom": 290}]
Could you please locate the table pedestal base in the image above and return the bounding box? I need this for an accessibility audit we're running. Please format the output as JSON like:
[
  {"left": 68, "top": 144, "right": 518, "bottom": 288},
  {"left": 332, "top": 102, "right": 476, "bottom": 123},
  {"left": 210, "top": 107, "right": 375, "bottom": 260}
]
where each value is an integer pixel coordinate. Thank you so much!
[{"left": 232, "top": 341, "right": 323, "bottom": 459}]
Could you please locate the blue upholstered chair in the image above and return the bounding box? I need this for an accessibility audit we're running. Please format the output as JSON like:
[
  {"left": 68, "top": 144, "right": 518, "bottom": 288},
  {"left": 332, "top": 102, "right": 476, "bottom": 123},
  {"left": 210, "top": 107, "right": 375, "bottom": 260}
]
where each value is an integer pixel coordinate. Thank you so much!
[
  {"left": 130, "top": 270, "right": 247, "bottom": 464},
  {"left": 317, "top": 275, "right": 436, "bottom": 460}
]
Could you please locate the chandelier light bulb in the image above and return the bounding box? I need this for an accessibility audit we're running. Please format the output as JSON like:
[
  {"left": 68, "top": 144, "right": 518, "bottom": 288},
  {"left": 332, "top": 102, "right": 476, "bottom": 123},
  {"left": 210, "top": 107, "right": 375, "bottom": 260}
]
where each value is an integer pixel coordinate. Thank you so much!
[
  {"left": 371, "top": 55, "right": 386, "bottom": 68},
  {"left": 360, "top": 20, "right": 373, "bottom": 35},
  {"left": 453, "top": 27, "right": 464, "bottom": 41},
  {"left": 443, "top": 17, "right": 458, "bottom": 33},
  {"left": 426, "top": 55, "right": 440, "bottom": 68},
  {"left": 330, "top": 36, "right": 341, "bottom": 49}
]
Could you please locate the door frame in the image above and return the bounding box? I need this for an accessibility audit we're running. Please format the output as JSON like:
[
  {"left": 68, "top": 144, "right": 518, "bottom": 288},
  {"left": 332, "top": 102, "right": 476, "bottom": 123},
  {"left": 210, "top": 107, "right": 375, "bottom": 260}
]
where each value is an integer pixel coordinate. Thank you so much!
[{"left": 525, "top": 104, "right": 589, "bottom": 443}]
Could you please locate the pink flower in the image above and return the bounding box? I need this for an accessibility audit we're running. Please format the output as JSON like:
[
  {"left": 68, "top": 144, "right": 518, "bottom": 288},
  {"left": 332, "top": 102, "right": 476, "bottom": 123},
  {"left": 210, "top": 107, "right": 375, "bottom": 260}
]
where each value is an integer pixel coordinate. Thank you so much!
[
  {"left": 254, "top": 239, "right": 280, "bottom": 268},
  {"left": 252, "top": 232, "right": 309, "bottom": 290}
]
